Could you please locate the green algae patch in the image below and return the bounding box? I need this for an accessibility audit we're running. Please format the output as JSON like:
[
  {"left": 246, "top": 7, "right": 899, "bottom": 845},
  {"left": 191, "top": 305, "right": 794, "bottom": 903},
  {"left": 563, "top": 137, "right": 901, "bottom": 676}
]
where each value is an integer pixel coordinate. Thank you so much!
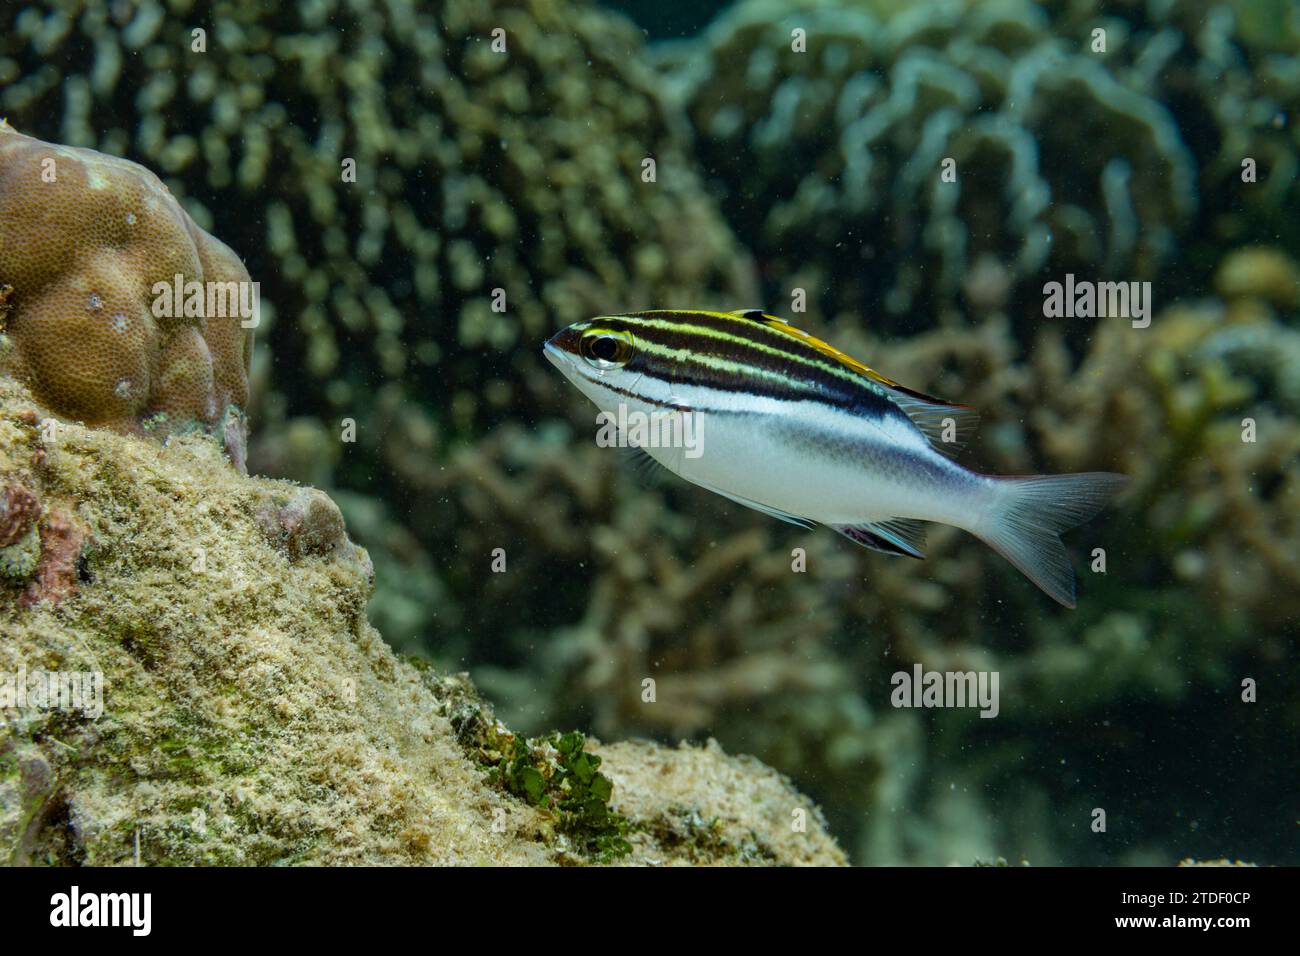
[
  {"left": 449, "top": 691, "right": 631, "bottom": 862},
  {"left": 489, "top": 730, "right": 632, "bottom": 862},
  {"left": 0, "top": 379, "right": 844, "bottom": 866}
]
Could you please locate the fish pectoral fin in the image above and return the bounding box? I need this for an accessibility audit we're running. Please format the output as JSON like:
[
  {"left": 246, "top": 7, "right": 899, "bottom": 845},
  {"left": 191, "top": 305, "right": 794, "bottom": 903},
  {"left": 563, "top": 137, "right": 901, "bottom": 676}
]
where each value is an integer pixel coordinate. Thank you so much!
[
  {"left": 618, "top": 445, "right": 673, "bottom": 486},
  {"left": 693, "top": 480, "right": 818, "bottom": 530},
  {"left": 832, "top": 518, "right": 927, "bottom": 558}
]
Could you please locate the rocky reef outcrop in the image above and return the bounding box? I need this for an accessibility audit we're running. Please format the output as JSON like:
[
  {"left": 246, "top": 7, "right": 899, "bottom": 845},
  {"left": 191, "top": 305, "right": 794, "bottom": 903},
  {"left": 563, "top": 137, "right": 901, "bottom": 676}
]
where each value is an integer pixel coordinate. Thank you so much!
[{"left": 0, "top": 377, "right": 843, "bottom": 865}]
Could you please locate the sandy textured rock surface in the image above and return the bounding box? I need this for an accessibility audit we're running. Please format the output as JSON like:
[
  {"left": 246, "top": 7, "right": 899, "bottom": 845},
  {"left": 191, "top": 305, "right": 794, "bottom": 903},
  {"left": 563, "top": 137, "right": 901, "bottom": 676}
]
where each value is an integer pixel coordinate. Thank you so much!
[
  {"left": 602, "top": 739, "right": 844, "bottom": 866},
  {"left": 0, "top": 378, "right": 843, "bottom": 865}
]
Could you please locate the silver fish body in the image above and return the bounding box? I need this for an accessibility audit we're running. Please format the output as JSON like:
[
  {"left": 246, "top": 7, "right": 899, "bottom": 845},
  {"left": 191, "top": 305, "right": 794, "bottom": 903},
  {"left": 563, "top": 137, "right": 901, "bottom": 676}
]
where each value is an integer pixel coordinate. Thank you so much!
[{"left": 544, "top": 309, "right": 1125, "bottom": 607}]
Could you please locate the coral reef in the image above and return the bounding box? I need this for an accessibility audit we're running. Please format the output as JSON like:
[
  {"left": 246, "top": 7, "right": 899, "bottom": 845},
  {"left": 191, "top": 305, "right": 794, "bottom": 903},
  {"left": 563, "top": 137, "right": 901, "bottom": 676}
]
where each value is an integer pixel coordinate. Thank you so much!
[
  {"left": 0, "top": 0, "right": 755, "bottom": 427},
  {"left": 0, "top": 377, "right": 843, "bottom": 866},
  {"left": 0, "top": 123, "right": 254, "bottom": 468},
  {"left": 0, "top": 0, "right": 760, "bottom": 642},
  {"left": 653, "top": 0, "right": 1300, "bottom": 330},
  {"left": 2, "top": 0, "right": 1293, "bottom": 867}
]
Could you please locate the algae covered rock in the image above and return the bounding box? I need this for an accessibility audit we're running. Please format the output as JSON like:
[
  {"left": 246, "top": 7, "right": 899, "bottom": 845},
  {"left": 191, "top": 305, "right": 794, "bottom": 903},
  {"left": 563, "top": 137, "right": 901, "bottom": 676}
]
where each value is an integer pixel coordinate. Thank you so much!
[{"left": 0, "top": 378, "right": 843, "bottom": 866}]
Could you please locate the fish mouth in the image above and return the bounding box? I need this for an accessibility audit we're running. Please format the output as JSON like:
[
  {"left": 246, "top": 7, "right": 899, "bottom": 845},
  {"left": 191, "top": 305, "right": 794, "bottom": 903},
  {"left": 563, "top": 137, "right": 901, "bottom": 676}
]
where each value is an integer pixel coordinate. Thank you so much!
[
  {"left": 542, "top": 339, "right": 566, "bottom": 369},
  {"left": 543, "top": 324, "right": 584, "bottom": 368}
]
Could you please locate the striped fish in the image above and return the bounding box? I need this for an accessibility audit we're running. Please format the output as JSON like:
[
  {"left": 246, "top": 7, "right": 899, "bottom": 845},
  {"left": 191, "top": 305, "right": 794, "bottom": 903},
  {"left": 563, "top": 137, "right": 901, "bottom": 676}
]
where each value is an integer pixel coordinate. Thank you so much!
[{"left": 544, "top": 309, "right": 1126, "bottom": 607}]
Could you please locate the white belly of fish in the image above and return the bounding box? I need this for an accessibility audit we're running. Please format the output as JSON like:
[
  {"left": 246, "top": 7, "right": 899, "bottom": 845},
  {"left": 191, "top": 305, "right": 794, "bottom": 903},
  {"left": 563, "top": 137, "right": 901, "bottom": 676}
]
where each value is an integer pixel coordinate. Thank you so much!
[{"left": 627, "top": 394, "right": 984, "bottom": 531}]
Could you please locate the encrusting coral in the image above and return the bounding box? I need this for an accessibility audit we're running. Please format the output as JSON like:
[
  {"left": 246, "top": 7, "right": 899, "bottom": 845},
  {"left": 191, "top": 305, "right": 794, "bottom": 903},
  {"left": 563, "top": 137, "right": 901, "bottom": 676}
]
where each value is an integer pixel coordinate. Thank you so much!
[{"left": 0, "top": 377, "right": 844, "bottom": 865}]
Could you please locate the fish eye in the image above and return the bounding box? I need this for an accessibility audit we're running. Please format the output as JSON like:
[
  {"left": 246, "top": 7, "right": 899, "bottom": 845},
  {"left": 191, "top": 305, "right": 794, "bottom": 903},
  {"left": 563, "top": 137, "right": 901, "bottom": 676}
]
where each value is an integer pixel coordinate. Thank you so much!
[{"left": 580, "top": 330, "right": 634, "bottom": 370}]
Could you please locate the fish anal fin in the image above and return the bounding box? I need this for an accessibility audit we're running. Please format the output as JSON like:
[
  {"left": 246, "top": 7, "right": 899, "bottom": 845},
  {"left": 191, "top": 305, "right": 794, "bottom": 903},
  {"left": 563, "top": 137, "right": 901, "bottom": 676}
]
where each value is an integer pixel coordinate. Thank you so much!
[{"left": 833, "top": 518, "right": 927, "bottom": 558}]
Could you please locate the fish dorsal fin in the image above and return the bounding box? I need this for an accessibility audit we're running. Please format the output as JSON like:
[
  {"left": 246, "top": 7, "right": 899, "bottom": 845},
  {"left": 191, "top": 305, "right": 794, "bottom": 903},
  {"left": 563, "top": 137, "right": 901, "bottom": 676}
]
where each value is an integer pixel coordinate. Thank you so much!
[
  {"left": 833, "top": 518, "right": 927, "bottom": 558},
  {"left": 735, "top": 312, "right": 979, "bottom": 458},
  {"left": 885, "top": 390, "right": 980, "bottom": 459},
  {"left": 744, "top": 314, "right": 902, "bottom": 388}
]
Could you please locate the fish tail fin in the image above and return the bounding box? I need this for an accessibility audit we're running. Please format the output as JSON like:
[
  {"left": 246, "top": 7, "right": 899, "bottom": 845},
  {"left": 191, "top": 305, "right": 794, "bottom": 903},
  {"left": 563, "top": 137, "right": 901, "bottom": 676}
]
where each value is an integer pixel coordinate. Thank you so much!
[{"left": 972, "top": 472, "right": 1128, "bottom": 608}]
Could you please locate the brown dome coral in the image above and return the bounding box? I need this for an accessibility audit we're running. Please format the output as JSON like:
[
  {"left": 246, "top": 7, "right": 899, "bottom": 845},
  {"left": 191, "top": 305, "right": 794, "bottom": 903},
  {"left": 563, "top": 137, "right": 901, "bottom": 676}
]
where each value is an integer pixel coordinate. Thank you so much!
[{"left": 0, "top": 122, "right": 254, "bottom": 468}]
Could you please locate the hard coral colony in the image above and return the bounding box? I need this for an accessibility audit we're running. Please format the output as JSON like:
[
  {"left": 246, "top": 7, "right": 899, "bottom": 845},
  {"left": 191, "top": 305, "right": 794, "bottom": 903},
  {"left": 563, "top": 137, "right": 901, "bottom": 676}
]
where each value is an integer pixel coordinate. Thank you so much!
[
  {"left": 0, "top": 0, "right": 1295, "bottom": 879},
  {"left": 0, "top": 121, "right": 254, "bottom": 468}
]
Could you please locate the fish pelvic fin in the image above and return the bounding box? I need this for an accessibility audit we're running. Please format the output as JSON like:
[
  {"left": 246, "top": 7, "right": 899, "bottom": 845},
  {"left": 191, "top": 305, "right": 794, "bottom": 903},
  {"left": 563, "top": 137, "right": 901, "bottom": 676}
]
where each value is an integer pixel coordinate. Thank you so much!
[
  {"left": 974, "top": 472, "right": 1128, "bottom": 608},
  {"left": 833, "top": 518, "right": 927, "bottom": 558}
]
